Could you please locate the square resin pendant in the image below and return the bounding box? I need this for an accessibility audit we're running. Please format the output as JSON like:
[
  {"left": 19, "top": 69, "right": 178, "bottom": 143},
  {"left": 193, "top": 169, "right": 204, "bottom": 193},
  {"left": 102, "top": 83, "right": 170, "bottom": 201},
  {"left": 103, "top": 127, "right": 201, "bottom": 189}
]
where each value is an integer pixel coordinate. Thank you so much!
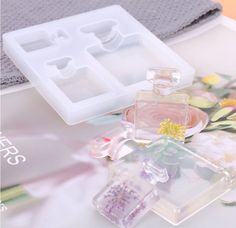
[
  {"left": 93, "top": 174, "right": 159, "bottom": 228},
  {"left": 109, "top": 137, "right": 233, "bottom": 225},
  {"left": 134, "top": 68, "right": 189, "bottom": 142}
]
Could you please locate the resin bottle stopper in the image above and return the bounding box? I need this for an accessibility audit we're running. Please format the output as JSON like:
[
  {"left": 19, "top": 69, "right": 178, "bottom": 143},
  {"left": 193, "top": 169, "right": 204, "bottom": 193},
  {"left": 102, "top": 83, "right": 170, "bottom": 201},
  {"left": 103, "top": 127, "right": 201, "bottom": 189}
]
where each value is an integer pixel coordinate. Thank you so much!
[
  {"left": 90, "top": 132, "right": 140, "bottom": 160},
  {"left": 142, "top": 159, "right": 169, "bottom": 185},
  {"left": 146, "top": 68, "right": 181, "bottom": 95}
]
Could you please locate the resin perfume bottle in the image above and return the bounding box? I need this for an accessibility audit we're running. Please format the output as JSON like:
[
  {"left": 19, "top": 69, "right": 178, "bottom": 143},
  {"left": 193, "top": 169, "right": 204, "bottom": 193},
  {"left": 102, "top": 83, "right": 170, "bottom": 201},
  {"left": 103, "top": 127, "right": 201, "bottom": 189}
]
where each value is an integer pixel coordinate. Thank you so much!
[
  {"left": 109, "top": 137, "right": 232, "bottom": 225},
  {"left": 134, "top": 68, "right": 189, "bottom": 142},
  {"left": 93, "top": 161, "right": 169, "bottom": 228}
]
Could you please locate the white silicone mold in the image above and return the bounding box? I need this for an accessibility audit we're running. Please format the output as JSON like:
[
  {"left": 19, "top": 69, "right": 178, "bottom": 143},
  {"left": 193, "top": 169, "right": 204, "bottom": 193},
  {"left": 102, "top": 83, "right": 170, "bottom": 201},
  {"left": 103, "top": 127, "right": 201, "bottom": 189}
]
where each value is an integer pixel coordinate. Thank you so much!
[{"left": 3, "top": 5, "right": 195, "bottom": 125}]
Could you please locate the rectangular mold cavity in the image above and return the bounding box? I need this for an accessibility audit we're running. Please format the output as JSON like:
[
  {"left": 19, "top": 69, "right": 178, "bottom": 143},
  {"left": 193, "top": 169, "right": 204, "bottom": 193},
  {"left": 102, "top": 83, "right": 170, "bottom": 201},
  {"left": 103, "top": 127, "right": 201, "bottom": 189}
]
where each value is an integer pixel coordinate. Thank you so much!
[
  {"left": 53, "top": 67, "right": 111, "bottom": 103},
  {"left": 89, "top": 36, "right": 166, "bottom": 86},
  {"left": 15, "top": 31, "right": 53, "bottom": 52}
]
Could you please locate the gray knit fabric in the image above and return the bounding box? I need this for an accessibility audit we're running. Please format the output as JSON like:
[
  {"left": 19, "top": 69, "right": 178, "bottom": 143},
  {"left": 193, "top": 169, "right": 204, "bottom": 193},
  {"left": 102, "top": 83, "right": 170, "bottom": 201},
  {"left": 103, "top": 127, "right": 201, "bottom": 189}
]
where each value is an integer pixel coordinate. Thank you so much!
[{"left": 1, "top": 0, "right": 222, "bottom": 89}]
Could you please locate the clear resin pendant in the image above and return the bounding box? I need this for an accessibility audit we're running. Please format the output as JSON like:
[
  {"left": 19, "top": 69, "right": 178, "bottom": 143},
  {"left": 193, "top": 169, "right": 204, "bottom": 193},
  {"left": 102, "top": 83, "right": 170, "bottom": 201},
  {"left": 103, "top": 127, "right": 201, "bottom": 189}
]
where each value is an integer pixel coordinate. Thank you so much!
[
  {"left": 109, "top": 137, "right": 232, "bottom": 225},
  {"left": 134, "top": 68, "right": 189, "bottom": 142},
  {"left": 94, "top": 161, "right": 169, "bottom": 228}
]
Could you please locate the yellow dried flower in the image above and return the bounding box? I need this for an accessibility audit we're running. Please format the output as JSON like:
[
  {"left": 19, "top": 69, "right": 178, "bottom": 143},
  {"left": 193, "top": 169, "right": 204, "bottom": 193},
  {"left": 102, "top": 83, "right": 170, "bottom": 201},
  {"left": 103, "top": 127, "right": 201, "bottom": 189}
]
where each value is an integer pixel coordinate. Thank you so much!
[
  {"left": 201, "top": 73, "right": 221, "bottom": 85},
  {"left": 159, "top": 119, "right": 186, "bottom": 141},
  {"left": 219, "top": 98, "right": 236, "bottom": 108}
]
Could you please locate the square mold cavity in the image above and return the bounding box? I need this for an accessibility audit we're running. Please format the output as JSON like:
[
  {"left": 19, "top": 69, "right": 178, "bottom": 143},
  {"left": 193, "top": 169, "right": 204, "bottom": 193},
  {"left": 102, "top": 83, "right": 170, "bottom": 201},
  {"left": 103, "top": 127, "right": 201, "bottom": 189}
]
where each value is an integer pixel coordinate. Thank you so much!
[
  {"left": 88, "top": 36, "right": 165, "bottom": 86},
  {"left": 15, "top": 30, "right": 54, "bottom": 52},
  {"left": 3, "top": 5, "right": 195, "bottom": 124},
  {"left": 53, "top": 67, "right": 111, "bottom": 103}
]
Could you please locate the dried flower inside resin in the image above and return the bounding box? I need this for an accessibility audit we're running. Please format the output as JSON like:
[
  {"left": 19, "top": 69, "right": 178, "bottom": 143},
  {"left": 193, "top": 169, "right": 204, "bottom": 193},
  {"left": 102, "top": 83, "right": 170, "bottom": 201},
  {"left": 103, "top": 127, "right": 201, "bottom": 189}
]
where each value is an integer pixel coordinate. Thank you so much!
[
  {"left": 93, "top": 178, "right": 159, "bottom": 228},
  {"left": 102, "top": 182, "right": 140, "bottom": 217},
  {"left": 159, "top": 119, "right": 186, "bottom": 141}
]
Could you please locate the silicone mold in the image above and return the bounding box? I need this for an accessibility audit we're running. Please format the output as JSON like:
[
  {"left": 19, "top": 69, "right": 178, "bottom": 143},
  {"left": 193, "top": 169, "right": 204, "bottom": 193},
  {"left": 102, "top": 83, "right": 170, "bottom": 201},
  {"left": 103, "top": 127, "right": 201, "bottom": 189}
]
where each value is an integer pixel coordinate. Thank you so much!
[{"left": 3, "top": 5, "right": 194, "bottom": 125}]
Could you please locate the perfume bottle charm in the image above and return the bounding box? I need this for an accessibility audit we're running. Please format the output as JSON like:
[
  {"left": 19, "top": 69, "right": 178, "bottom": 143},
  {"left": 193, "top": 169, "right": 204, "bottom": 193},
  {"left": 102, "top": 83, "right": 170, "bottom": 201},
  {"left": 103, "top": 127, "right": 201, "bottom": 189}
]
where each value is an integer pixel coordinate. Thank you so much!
[
  {"left": 93, "top": 176, "right": 158, "bottom": 228},
  {"left": 134, "top": 68, "right": 189, "bottom": 141},
  {"left": 93, "top": 162, "right": 169, "bottom": 228}
]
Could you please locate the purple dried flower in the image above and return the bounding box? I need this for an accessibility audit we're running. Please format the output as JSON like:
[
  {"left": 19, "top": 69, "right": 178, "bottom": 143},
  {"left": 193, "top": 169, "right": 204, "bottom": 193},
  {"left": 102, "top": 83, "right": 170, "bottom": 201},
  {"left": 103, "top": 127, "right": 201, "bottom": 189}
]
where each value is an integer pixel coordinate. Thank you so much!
[{"left": 102, "top": 181, "right": 140, "bottom": 217}]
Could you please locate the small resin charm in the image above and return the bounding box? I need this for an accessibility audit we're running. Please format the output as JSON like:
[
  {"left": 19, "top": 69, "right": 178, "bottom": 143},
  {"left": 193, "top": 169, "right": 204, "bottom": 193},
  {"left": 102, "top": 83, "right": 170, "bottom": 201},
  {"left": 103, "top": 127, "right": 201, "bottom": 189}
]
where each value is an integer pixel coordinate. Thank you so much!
[
  {"left": 89, "top": 127, "right": 138, "bottom": 160},
  {"left": 134, "top": 68, "right": 189, "bottom": 141},
  {"left": 94, "top": 164, "right": 168, "bottom": 228},
  {"left": 93, "top": 177, "right": 158, "bottom": 228}
]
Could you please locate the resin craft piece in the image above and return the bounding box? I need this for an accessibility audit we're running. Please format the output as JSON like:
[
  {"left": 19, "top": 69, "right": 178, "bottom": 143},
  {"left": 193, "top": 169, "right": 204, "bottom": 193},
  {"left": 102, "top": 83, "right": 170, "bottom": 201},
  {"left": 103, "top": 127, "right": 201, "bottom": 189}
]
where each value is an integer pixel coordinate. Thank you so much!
[
  {"left": 89, "top": 126, "right": 137, "bottom": 160},
  {"left": 93, "top": 162, "right": 169, "bottom": 228},
  {"left": 3, "top": 5, "right": 194, "bottom": 125},
  {"left": 109, "top": 137, "right": 233, "bottom": 225},
  {"left": 134, "top": 68, "right": 189, "bottom": 142}
]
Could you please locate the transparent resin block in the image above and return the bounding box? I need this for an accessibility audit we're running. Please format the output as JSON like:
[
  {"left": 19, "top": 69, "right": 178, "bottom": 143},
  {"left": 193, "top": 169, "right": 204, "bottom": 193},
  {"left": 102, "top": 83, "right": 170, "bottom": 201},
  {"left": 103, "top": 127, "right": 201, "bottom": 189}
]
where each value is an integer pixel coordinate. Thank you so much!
[
  {"left": 135, "top": 91, "right": 189, "bottom": 142},
  {"left": 134, "top": 68, "right": 189, "bottom": 142},
  {"left": 93, "top": 173, "right": 159, "bottom": 228},
  {"left": 109, "top": 138, "right": 232, "bottom": 225}
]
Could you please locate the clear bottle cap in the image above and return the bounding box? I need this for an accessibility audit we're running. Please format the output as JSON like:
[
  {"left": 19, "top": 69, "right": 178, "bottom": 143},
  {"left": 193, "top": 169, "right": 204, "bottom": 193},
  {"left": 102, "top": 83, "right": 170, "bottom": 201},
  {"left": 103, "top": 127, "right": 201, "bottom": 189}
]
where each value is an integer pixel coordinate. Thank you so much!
[
  {"left": 146, "top": 68, "right": 181, "bottom": 95},
  {"left": 142, "top": 159, "right": 169, "bottom": 185}
]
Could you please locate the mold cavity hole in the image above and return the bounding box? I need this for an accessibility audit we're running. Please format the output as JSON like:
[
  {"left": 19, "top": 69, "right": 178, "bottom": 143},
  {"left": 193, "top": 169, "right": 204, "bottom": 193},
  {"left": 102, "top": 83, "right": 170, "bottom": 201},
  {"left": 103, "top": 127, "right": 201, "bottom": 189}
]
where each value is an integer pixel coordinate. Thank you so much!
[
  {"left": 52, "top": 30, "right": 69, "bottom": 41},
  {"left": 15, "top": 31, "right": 53, "bottom": 52},
  {"left": 52, "top": 67, "right": 110, "bottom": 102},
  {"left": 89, "top": 36, "right": 164, "bottom": 86},
  {"left": 80, "top": 20, "right": 122, "bottom": 50},
  {"left": 48, "top": 57, "right": 72, "bottom": 70}
]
